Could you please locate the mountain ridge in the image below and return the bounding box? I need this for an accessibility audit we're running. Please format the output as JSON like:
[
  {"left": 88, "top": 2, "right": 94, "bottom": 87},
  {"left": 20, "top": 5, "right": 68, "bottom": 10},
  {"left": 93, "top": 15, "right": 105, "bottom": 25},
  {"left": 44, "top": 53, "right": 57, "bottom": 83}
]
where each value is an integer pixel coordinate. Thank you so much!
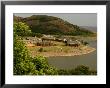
[{"left": 14, "top": 15, "right": 95, "bottom": 36}]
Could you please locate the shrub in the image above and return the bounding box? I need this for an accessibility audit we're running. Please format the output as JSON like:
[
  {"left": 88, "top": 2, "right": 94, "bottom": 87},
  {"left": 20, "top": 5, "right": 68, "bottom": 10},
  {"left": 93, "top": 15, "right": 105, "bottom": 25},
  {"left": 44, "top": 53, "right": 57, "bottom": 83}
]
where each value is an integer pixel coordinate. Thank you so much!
[
  {"left": 83, "top": 41, "right": 89, "bottom": 45},
  {"left": 38, "top": 48, "right": 43, "bottom": 52},
  {"left": 58, "top": 69, "right": 69, "bottom": 75},
  {"left": 14, "top": 35, "right": 37, "bottom": 75},
  {"left": 32, "top": 56, "right": 49, "bottom": 70},
  {"left": 74, "top": 65, "right": 90, "bottom": 75},
  {"left": 14, "top": 22, "right": 32, "bottom": 36}
]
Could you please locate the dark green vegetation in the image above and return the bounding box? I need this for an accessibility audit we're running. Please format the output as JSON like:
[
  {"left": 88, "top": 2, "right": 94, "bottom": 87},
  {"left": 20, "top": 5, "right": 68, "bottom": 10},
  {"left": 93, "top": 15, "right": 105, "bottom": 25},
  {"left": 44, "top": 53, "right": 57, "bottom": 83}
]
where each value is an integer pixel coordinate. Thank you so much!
[
  {"left": 14, "top": 22, "right": 96, "bottom": 75},
  {"left": 14, "top": 30, "right": 58, "bottom": 75},
  {"left": 58, "top": 65, "right": 96, "bottom": 75},
  {"left": 14, "top": 15, "right": 95, "bottom": 36}
]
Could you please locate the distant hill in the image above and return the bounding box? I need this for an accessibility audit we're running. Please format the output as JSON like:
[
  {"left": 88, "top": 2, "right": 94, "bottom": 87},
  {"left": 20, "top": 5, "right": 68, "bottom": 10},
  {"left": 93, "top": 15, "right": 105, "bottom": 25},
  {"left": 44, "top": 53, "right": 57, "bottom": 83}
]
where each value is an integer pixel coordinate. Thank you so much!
[
  {"left": 14, "top": 15, "right": 95, "bottom": 36},
  {"left": 14, "top": 16, "right": 23, "bottom": 22},
  {"left": 80, "top": 26, "right": 97, "bottom": 32}
]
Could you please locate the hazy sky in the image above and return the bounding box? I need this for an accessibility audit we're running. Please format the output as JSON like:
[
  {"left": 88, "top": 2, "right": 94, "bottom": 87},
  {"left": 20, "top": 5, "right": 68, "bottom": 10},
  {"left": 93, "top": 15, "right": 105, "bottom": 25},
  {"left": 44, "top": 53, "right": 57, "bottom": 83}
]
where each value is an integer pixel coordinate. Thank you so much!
[{"left": 14, "top": 13, "right": 97, "bottom": 27}]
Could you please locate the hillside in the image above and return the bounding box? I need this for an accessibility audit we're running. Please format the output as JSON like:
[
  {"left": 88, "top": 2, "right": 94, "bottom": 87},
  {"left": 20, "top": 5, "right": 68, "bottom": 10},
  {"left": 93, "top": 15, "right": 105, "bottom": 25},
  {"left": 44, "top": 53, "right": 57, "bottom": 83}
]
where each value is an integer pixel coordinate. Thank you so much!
[
  {"left": 80, "top": 26, "right": 97, "bottom": 32},
  {"left": 14, "top": 15, "right": 95, "bottom": 36}
]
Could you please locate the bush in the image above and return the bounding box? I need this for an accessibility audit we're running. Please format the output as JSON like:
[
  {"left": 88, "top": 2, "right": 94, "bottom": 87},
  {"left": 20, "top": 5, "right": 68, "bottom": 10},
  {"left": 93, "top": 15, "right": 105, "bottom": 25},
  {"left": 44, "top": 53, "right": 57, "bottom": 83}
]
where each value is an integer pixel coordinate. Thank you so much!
[
  {"left": 58, "top": 69, "right": 69, "bottom": 75},
  {"left": 14, "top": 32, "right": 58, "bottom": 75},
  {"left": 44, "top": 66, "right": 58, "bottom": 75},
  {"left": 14, "top": 22, "right": 32, "bottom": 36},
  {"left": 14, "top": 61, "right": 37, "bottom": 75},
  {"left": 38, "top": 48, "right": 43, "bottom": 52},
  {"left": 74, "top": 65, "right": 90, "bottom": 75},
  {"left": 14, "top": 35, "right": 37, "bottom": 75},
  {"left": 14, "top": 36, "right": 58, "bottom": 75},
  {"left": 57, "top": 65, "right": 95, "bottom": 75},
  {"left": 32, "top": 56, "right": 49, "bottom": 70},
  {"left": 83, "top": 41, "right": 89, "bottom": 45}
]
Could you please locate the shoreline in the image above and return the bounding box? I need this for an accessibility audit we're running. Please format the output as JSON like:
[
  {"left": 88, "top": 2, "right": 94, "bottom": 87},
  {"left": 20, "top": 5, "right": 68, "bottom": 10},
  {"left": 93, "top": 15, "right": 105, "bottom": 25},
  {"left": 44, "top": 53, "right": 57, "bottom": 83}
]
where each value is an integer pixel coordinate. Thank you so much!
[
  {"left": 44, "top": 48, "right": 96, "bottom": 57},
  {"left": 28, "top": 46, "right": 96, "bottom": 58}
]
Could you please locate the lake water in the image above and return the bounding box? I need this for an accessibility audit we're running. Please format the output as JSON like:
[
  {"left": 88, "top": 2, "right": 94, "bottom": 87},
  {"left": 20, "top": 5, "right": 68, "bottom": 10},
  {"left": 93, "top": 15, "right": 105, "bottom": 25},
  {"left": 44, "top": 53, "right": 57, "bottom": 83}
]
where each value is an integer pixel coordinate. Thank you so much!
[{"left": 47, "top": 40, "right": 97, "bottom": 70}]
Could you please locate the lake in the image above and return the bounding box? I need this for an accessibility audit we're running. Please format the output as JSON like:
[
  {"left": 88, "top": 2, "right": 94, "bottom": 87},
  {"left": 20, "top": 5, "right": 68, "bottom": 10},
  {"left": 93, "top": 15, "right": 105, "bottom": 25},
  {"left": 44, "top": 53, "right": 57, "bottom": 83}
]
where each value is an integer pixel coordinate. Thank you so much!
[{"left": 47, "top": 40, "right": 97, "bottom": 70}]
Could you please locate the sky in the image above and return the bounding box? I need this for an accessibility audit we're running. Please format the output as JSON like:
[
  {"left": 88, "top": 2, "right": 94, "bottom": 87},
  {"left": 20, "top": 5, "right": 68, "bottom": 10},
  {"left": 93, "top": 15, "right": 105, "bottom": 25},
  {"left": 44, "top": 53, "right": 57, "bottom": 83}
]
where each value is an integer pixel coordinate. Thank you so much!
[{"left": 14, "top": 13, "right": 97, "bottom": 27}]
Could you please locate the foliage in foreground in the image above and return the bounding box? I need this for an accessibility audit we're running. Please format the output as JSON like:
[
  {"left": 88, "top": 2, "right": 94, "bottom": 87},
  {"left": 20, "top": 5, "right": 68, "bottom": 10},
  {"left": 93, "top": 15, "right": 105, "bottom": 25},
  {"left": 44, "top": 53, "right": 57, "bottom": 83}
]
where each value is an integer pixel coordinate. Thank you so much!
[
  {"left": 57, "top": 65, "right": 97, "bottom": 75},
  {"left": 14, "top": 34, "right": 58, "bottom": 75}
]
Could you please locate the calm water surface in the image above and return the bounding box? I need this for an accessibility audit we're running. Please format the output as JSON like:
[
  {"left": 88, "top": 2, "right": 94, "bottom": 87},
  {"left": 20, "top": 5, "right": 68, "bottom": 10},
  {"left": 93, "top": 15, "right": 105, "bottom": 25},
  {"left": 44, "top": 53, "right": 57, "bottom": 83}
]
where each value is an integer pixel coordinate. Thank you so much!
[{"left": 47, "top": 40, "right": 97, "bottom": 70}]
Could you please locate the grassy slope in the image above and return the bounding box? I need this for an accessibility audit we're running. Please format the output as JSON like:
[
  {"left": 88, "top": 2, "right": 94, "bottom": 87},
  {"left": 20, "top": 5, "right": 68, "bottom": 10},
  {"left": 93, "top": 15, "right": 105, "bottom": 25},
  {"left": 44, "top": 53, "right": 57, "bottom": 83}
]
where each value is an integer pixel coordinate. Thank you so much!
[{"left": 14, "top": 15, "right": 95, "bottom": 36}]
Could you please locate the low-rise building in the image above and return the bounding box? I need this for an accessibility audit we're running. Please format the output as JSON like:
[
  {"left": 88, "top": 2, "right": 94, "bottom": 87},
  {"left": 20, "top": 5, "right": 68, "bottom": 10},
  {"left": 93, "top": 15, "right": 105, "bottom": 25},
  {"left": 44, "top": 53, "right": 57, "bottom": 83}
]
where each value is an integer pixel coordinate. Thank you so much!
[{"left": 66, "top": 39, "right": 80, "bottom": 47}]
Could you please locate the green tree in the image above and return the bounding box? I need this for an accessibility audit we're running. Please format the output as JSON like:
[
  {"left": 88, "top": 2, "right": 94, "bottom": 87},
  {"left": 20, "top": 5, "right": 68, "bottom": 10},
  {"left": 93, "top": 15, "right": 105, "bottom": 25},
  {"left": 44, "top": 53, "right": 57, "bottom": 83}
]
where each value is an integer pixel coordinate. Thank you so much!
[
  {"left": 14, "top": 34, "right": 58, "bottom": 75},
  {"left": 14, "top": 22, "right": 32, "bottom": 36},
  {"left": 32, "top": 56, "right": 49, "bottom": 70},
  {"left": 14, "top": 34, "right": 38, "bottom": 75}
]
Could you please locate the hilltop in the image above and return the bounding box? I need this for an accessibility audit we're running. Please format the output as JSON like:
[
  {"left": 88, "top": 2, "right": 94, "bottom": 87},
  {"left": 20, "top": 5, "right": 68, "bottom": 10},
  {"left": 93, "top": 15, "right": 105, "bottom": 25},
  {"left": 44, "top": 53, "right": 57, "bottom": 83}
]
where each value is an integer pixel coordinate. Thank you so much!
[{"left": 14, "top": 15, "right": 95, "bottom": 36}]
